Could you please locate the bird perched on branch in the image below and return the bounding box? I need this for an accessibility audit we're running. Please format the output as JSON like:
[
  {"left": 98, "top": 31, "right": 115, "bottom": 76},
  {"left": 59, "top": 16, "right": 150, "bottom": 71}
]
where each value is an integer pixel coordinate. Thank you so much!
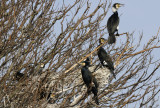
[
  {"left": 97, "top": 38, "right": 116, "bottom": 79},
  {"left": 107, "top": 3, "right": 124, "bottom": 44},
  {"left": 37, "top": 63, "right": 45, "bottom": 75},
  {"left": 15, "top": 71, "right": 25, "bottom": 81},
  {"left": 80, "top": 58, "right": 99, "bottom": 105}
]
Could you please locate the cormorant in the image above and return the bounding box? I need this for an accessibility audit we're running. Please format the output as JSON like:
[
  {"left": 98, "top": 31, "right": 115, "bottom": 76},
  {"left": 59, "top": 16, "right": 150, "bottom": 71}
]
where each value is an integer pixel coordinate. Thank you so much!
[
  {"left": 47, "top": 92, "right": 56, "bottom": 103},
  {"left": 97, "top": 38, "right": 116, "bottom": 79},
  {"left": 38, "top": 63, "right": 45, "bottom": 75},
  {"left": 15, "top": 71, "right": 24, "bottom": 81},
  {"left": 80, "top": 58, "right": 99, "bottom": 105},
  {"left": 107, "top": 3, "right": 124, "bottom": 44},
  {"left": 40, "top": 63, "right": 45, "bottom": 68}
]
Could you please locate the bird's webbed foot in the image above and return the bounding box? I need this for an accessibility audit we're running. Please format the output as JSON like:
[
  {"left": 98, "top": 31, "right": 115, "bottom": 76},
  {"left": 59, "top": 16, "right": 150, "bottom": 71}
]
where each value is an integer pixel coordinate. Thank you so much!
[
  {"left": 115, "top": 31, "right": 119, "bottom": 36},
  {"left": 114, "top": 29, "right": 119, "bottom": 36}
]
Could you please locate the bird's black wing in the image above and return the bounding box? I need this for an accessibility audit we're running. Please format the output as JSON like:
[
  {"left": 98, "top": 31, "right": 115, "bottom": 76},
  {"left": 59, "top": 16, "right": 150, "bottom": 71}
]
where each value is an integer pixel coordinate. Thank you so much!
[
  {"left": 92, "top": 76, "right": 99, "bottom": 105},
  {"left": 107, "top": 12, "right": 119, "bottom": 34},
  {"left": 81, "top": 65, "right": 99, "bottom": 105},
  {"left": 91, "top": 76, "right": 98, "bottom": 97},
  {"left": 98, "top": 47, "right": 114, "bottom": 70},
  {"left": 81, "top": 67, "right": 92, "bottom": 88},
  {"left": 98, "top": 47, "right": 116, "bottom": 78},
  {"left": 98, "top": 48, "right": 106, "bottom": 65},
  {"left": 93, "top": 76, "right": 99, "bottom": 88},
  {"left": 105, "top": 53, "right": 114, "bottom": 71},
  {"left": 91, "top": 86, "right": 99, "bottom": 105}
]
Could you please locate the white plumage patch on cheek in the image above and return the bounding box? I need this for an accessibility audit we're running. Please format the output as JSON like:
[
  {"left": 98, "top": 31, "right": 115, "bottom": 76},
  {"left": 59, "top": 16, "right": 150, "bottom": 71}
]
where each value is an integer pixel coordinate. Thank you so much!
[{"left": 112, "top": 7, "right": 117, "bottom": 13}]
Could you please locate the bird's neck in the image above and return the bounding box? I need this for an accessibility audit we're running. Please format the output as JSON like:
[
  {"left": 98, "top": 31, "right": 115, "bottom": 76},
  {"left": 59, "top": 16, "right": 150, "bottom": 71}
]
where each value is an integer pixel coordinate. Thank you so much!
[
  {"left": 99, "top": 45, "right": 103, "bottom": 48},
  {"left": 112, "top": 11, "right": 118, "bottom": 17},
  {"left": 114, "top": 11, "right": 118, "bottom": 15},
  {"left": 83, "top": 65, "right": 88, "bottom": 68},
  {"left": 98, "top": 46, "right": 103, "bottom": 52},
  {"left": 112, "top": 7, "right": 118, "bottom": 13}
]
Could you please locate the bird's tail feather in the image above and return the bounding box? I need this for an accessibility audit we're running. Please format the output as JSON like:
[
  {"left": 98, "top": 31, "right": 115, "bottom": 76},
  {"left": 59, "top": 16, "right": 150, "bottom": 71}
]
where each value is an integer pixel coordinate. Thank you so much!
[
  {"left": 108, "top": 34, "right": 116, "bottom": 44},
  {"left": 94, "top": 95, "right": 99, "bottom": 105},
  {"left": 92, "top": 87, "right": 99, "bottom": 105},
  {"left": 110, "top": 69, "right": 116, "bottom": 79}
]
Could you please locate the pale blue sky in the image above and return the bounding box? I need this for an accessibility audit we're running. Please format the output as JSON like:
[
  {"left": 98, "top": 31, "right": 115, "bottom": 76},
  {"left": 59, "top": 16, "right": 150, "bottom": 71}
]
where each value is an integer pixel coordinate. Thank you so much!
[
  {"left": 53, "top": 0, "right": 160, "bottom": 63},
  {"left": 53, "top": 0, "right": 160, "bottom": 58},
  {"left": 52, "top": 1, "right": 160, "bottom": 106},
  {"left": 118, "top": 0, "right": 160, "bottom": 41},
  {"left": 119, "top": 1, "right": 160, "bottom": 66},
  {"left": 58, "top": 0, "right": 160, "bottom": 42}
]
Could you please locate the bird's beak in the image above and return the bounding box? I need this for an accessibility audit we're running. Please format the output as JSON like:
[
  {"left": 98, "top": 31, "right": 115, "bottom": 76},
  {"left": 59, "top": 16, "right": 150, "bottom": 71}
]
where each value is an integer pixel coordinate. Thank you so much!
[
  {"left": 100, "top": 38, "right": 107, "bottom": 44},
  {"left": 119, "top": 4, "right": 124, "bottom": 7},
  {"left": 78, "top": 62, "right": 85, "bottom": 66}
]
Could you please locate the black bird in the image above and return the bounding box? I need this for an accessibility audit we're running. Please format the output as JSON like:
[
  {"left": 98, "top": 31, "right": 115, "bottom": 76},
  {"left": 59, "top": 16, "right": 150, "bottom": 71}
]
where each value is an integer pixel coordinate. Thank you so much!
[
  {"left": 38, "top": 63, "right": 45, "bottom": 75},
  {"left": 15, "top": 71, "right": 25, "bottom": 81},
  {"left": 97, "top": 38, "right": 116, "bottom": 79},
  {"left": 80, "top": 58, "right": 99, "bottom": 105},
  {"left": 107, "top": 3, "right": 124, "bottom": 44}
]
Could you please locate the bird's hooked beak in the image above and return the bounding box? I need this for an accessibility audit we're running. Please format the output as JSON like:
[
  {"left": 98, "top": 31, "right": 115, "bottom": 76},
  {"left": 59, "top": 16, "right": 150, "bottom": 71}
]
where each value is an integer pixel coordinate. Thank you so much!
[
  {"left": 115, "top": 3, "right": 124, "bottom": 9},
  {"left": 99, "top": 38, "right": 107, "bottom": 44},
  {"left": 79, "top": 62, "right": 86, "bottom": 66},
  {"left": 118, "top": 3, "right": 124, "bottom": 8}
]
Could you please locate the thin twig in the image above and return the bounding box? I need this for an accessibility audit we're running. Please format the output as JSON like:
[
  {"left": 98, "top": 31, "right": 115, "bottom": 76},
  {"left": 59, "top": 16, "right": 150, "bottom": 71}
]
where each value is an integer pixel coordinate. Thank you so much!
[{"left": 64, "top": 40, "right": 107, "bottom": 74}]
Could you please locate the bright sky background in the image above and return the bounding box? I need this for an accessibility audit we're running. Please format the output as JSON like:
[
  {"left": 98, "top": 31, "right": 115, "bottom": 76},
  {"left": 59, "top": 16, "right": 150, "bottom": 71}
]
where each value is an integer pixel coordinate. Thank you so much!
[
  {"left": 56, "top": 0, "right": 160, "bottom": 63},
  {"left": 56, "top": 0, "right": 160, "bottom": 43},
  {"left": 104, "top": 0, "right": 160, "bottom": 65},
  {"left": 117, "top": 0, "right": 160, "bottom": 42},
  {"left": 53, "top": 1, "right": 160, "bottom": 106},
  {"left": 107, "top": 1, "right": 160, "bottom": 106},
  {"left": 121, "top": 1, "right": 160, "bottom": 71}
]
